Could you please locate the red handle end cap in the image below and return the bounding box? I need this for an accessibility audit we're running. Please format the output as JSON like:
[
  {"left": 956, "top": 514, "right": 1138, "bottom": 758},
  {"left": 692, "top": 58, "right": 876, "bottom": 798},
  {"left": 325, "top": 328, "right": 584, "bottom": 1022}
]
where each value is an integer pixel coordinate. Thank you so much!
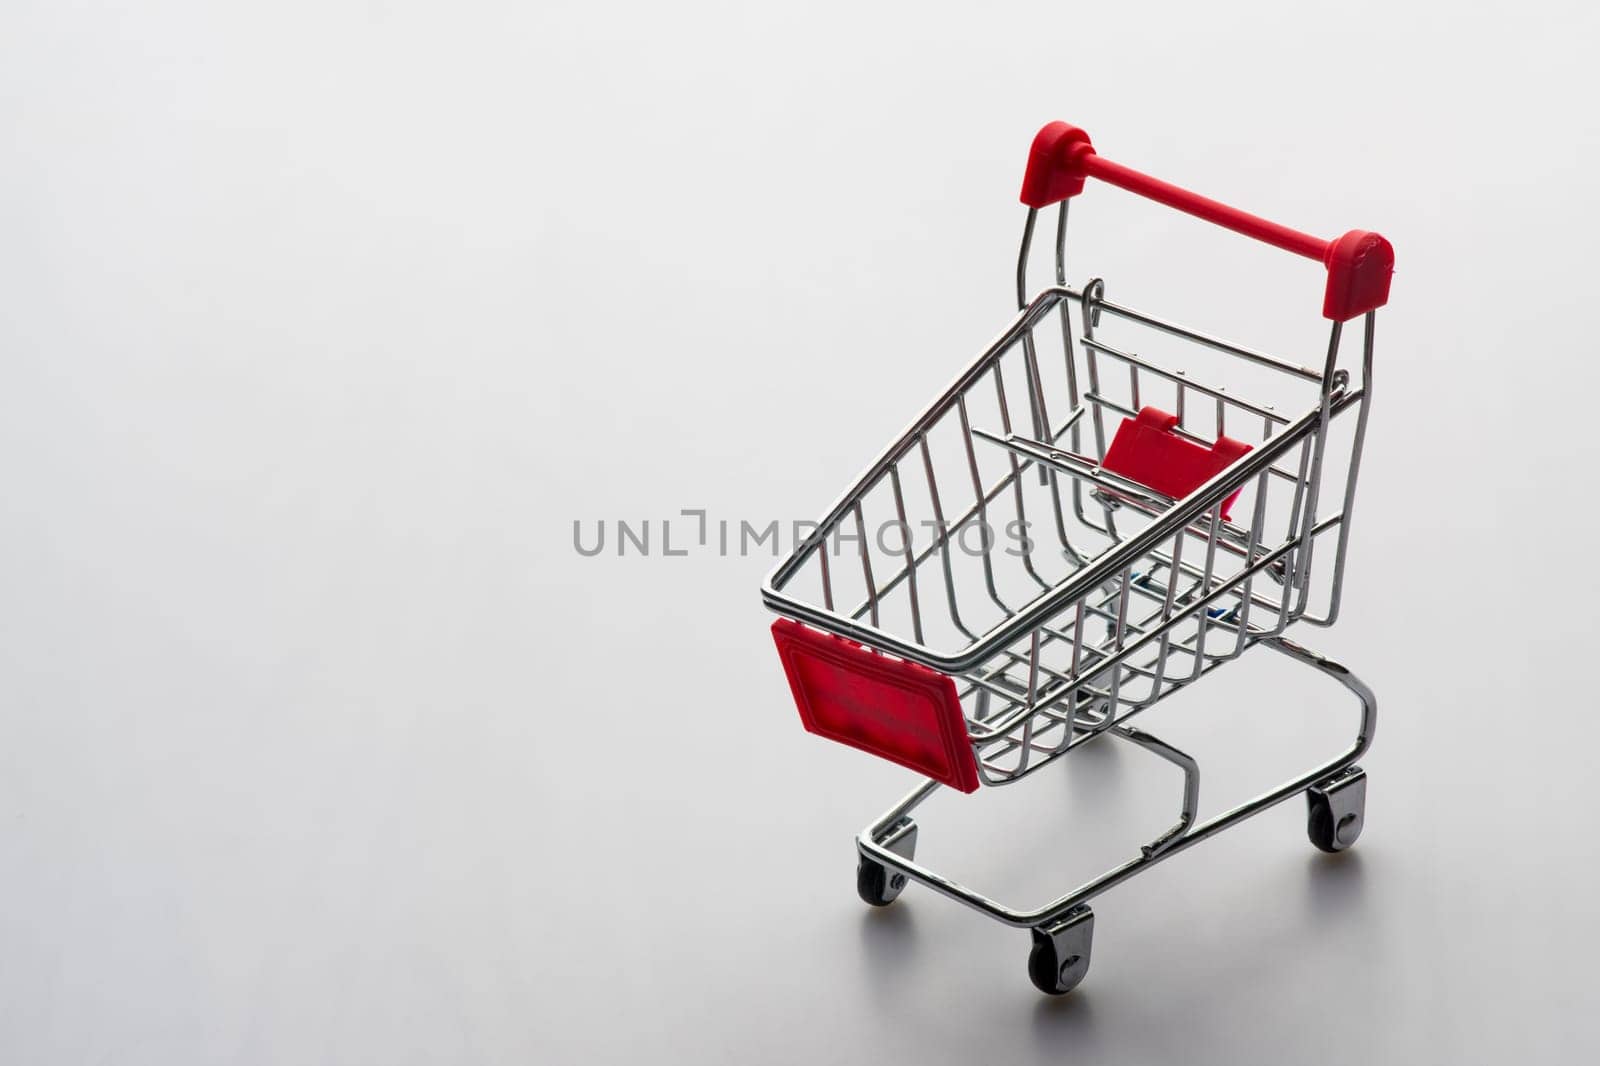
[
  {"left": 1020, "top": 122, "right": 1096, "bottom": 209},
  {"left": 1322, "top": 229, "right": 1394, "bottom": 321}
]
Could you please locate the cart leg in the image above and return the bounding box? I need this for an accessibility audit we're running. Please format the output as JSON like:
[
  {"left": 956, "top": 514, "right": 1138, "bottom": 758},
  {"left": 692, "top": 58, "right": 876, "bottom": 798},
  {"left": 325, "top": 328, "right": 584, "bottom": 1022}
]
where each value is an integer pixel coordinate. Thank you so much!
[
  {"left": 857, "top": 817, "right": 919, "bottom": 907},
  {"left": 848, "top": 637, "right": 1375, "bottom": 991},
  {"left": 1108, "top": 725, "right": 1198, "bottom": 857},
  {"left": 1306, "top": 765, "right": 1367, "bottom": 853},
  {"left": 1029, "top": 906, "right": 1094, "bottom": 995}
]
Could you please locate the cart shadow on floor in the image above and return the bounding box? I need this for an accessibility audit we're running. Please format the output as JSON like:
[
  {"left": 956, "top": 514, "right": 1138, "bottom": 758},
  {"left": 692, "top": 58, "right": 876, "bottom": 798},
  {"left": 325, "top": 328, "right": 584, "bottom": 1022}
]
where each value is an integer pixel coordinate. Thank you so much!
[
  {"left": 1022, "top": 850, "right": 1370, "bottom": 1055},
  {"left": 1302, "top": 845, "right": 1369, "bottom": 916},
  {"left": 1029, "top": 986, "right": 1101, "bottom": 1045},
  {"left": 855, "top": 902, "right": 919, "bottom": 972}
]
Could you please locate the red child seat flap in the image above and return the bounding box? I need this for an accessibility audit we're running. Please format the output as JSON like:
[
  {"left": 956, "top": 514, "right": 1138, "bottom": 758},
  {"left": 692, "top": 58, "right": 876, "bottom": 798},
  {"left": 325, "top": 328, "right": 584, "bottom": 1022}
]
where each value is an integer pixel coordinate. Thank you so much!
[
  {"left": 771, "top": 619, "right": 980, "bottom": 793},
  {"left": 1101, "top": 407, "right": 1253, "bottom": 521}
]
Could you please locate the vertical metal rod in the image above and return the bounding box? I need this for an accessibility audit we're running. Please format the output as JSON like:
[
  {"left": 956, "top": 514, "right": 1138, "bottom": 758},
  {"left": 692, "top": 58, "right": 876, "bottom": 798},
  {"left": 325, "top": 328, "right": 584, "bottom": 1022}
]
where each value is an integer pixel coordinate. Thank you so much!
[
  {"left": 1014, "top": 208, "right": 1049, "bottom": 477},
  {"left": 919, "top": 435, "right": 977, "bottom": 640},
  {"left": 817, "top": 527, "right": 833, "bottom": 611},
  {"left": 1278, "top": 433, "right": 1314, "bottom": 609},
  {"left": 1019, "top": 630, "right": 1042, "bottom": 773},
  {"left": 1292, "top": 321, "right": 1345, "bottom": 604},
  {"left": 1231, "top": 470, "right": 1272, "bottom": 656},
  {"left": 1080, "top": 279, "right": 1117, "bottom": 538},
  {"left": 1267, "top": 486, "right": 1301, "bottom": 639},
  {"left": 1053, "top": 203, "right": 1103, "bottom": 534},
  {"left": 1053, "top": 201, "right": 1070, "bottom": 287},
  {"left": 1188, "top": 508, "right": 1224, "bottom": 679},
  {"left": 888, "top": 464, "right": 923, "bottom": 645},
  {"left": 957, "top": 396, "right": 1010, "bottom": 614},
  {"left": 1313, "top": 312, "right": 1376, "bottom": 625},
  {"left": 1104, "top": 565, "right": 1132, "bottom": 719},
  {"left": 1144, "top": 530, "right": 1186, "bottom": 700},
  {"left": 1013, "top": 304, "right": 1071, "bottom": 550},
  {"left": 1070, "top": 600, "right": 1086, "bottom": 679},
  {"left": 854, "top": 503, "right": 878, "bottom": 628},
  {"left": 1022, "top": 332, "right": 1051, "bottom": 477},
  {"left": 993, "top": 367, "right": 1050, "bottom": 589},
  {"left": 1016, "top": 208, "right": 1038, "bottom": 311},
  {"left": 1067, "top": 599, "right": 1090, "bottom": 727},
  {"left": 1082, "top": 280, "right": 1110, "bottom": 461}
]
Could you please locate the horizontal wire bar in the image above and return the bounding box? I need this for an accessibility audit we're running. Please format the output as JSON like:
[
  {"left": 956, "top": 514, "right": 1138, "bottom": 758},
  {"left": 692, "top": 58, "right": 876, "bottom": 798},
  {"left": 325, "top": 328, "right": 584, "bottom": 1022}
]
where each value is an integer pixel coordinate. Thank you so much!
[
  {"left": 1079, "top": 337, "right": 1289, "bottom": 425},
  {"left": 1067, "top": 287, "right": 1324, "bottom": 381}
]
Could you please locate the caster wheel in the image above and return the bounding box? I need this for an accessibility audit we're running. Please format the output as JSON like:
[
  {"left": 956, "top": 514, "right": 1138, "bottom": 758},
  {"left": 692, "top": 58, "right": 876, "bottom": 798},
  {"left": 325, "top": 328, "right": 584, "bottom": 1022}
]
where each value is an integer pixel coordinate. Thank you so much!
[
  {"left": 1307, "top": 767, "right": 1366, "bottom": 853},
  {"left": 1028, "top": 907, "right": 1093, "bottom": 995},
  {"left": 856, "top": 818, "right": 917, "bottom": 907},
  {"left": 856, "top": 858, "right": 907, "bottom": 907},
  {"left": 1306, "top": 800, "right": 1340, "bottom": 853}
]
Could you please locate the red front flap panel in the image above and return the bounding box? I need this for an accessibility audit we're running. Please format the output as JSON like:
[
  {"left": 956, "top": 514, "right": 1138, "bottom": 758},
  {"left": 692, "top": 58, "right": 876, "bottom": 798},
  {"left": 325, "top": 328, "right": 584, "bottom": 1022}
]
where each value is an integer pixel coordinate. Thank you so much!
[
  {"left": 771, "top": 619, "right": 979, "bottom": 793},
  {"left": 1101, "top": 407, "right": 1253, "bottom": 521}
]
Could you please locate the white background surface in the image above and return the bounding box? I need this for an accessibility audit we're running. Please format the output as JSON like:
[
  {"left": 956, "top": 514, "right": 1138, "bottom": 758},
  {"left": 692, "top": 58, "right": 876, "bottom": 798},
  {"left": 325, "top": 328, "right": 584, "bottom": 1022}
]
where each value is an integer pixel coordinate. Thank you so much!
[{"left": 4, "top": 2, "right": 1599, "bottom": 1063}]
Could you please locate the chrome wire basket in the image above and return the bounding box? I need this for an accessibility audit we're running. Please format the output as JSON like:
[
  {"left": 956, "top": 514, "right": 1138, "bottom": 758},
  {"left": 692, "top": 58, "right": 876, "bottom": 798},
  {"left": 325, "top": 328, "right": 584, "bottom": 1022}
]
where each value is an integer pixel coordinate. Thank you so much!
[{"left": 762, "top": 120, "right": 1393, "bottom": 994}]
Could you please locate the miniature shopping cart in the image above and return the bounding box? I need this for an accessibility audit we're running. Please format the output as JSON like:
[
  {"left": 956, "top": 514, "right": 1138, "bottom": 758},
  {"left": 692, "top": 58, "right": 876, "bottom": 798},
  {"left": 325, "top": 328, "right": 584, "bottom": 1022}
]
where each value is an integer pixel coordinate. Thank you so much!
[{"left": 762, "top": 121, "right": 1393, "bottom": 994}]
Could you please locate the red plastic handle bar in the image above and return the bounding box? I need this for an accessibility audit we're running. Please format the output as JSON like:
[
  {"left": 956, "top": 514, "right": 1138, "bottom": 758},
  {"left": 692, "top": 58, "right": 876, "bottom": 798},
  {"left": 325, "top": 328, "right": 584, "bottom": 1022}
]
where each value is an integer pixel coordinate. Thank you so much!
[{"left": 1019, "top": 121, "right": 1393, "bottom": 322}]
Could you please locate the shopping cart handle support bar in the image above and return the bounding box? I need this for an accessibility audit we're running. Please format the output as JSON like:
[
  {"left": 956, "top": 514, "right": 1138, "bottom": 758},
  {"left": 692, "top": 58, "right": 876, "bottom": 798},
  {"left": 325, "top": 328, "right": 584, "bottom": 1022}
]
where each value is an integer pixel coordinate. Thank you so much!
[{"left": 1019, "top": 121, "right": 1394, "bottom": 321}]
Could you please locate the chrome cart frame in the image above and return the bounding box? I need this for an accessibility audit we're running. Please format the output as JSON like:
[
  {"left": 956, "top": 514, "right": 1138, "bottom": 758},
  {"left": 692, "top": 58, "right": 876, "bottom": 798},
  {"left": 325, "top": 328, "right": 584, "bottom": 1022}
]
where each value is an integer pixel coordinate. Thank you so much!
[{"left": 762, "top": 122, "right": 1393, "bottom": 994}]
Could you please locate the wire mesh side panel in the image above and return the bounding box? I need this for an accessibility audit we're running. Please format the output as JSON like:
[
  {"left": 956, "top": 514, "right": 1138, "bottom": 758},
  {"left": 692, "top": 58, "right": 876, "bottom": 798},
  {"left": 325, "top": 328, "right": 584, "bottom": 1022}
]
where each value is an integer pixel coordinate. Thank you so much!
[
  {"left": 961, "top": 280, "right": 1367, "bottom": 784},
  {"left": 771, "top": 281, "right": 1368, "bottom": 785},
  {"left": 774, "top": 288, "right": 1114, "bottom": 674}
]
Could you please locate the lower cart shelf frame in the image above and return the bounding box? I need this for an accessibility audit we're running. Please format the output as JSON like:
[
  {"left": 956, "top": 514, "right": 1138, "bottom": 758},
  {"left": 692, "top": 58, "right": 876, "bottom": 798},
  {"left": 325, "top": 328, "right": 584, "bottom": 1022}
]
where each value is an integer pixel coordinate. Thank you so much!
[{"left": 853, "top": 634, "right": 1374, "bottom": 994}]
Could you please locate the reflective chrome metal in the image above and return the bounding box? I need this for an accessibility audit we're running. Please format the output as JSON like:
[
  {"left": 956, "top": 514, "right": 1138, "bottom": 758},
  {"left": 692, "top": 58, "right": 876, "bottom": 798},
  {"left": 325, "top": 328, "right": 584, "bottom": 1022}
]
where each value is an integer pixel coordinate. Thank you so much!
[
  {"left": 1307, "top": 766, "right": 1368, "bottom": 851},
  {"left": 859, "top": 818, "right": 919, "bottom": 902},
  {"left": 762, "top": 198, "right": 1383, "bottom": 986},
  {"left": 852, "top": 636, "right": 1375, "bottom": 930},
  {"left": 1032, "top": 906, "right": 1094, "bottom": 995}
]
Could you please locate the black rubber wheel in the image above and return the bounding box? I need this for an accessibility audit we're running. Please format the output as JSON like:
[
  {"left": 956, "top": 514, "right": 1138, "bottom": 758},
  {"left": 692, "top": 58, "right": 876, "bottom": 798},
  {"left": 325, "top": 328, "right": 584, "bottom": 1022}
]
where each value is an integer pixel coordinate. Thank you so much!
[
  {"left": 1028, "top": 937, "right": 1081, "bottom": 996},
  {"left": 856, "top": 858, "right": 896, "bottom": 907},
  {"left": 1307, "top": 794, "right": 1344, "bottom": 853}
]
